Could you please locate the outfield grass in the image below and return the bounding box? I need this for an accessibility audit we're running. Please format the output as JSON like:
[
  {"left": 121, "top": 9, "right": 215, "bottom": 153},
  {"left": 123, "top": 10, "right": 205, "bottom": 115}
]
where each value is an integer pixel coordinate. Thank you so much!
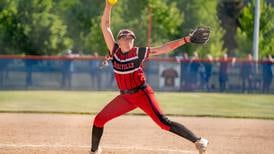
[{"left": 0, "top": 91, "right": 273, "bottom": 119}]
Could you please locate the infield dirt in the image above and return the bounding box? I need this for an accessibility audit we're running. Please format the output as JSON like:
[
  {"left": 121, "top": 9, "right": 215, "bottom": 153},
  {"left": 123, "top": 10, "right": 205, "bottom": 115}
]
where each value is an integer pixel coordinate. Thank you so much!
[{"left": 0, "top": 113, "right": 273, "bottom": 154}]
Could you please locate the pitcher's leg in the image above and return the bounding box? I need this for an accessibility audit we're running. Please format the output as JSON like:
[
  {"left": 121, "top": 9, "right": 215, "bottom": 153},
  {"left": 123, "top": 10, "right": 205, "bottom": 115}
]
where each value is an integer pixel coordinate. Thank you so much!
[
  {"left": 138, "top": 89, "right": 200, "bottom": 143},
  {"left": 91, "top": 125, "right": 104, "bottom": 153},
  {"left": 137, "top": 88, "right": 208, "bottom": 153},
  {"left": 93, "top": 95, "right": 137, "bottom": 127},
  {"left": 91, "top": 95, "right": 137, "bottom": 152}
]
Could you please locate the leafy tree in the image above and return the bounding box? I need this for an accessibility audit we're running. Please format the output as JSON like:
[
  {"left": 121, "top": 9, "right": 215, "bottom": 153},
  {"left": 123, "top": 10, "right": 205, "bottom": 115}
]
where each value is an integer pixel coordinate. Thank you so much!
[
  {"left": 0, "top": 0, "right": 72, "bottom": 55},
  {"left": 84, "top": 16, "right": 107, "bottom": 54},
  {"left": 217, "top": 0, "right": 245, "bottom": 56},
  {"left": 0, "top": 0, "right": 231, "bottom": 57},
  {"left": 170, "top": 0, "right": 225, "bottom": 57},
  {"left": 56, "top": 0, "right": 103, "bottom": 53},
  {"left": 147, "top": 0, "right": 183, "bottom": 46},
  {"left": 236, "top": 0, "right": 274, "bottom": 57},
  {"left": 85, "top": 1, "right": 123, "bottom": 55},
  {"left": 0, "top": 0, "right": 18, "bottom": 54},
  {"left": 87, "top": 0, "right": 183, "bottom": 55}
]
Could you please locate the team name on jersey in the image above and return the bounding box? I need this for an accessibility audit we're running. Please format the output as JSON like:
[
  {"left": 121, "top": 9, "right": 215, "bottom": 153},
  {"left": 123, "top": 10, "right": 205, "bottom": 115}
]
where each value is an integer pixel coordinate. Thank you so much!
[
  {"left": 113, "top": 61, "right": 135, "bottom": 70},
  {"left": 111, "top": 45, "right": 149, "bottom": 74}
]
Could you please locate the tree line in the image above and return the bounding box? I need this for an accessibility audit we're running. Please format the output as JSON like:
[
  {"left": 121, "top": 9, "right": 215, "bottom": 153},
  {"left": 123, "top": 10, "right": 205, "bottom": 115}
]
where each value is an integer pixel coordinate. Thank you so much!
[{"left": 0, "top": 0, "right": 273, "bottom": 58}]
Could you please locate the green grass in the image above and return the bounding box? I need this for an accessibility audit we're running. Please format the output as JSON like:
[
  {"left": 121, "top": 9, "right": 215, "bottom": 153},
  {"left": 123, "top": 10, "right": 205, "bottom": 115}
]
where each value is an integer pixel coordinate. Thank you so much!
[{"left": 0, "top": 91, "right": 274, "bottom": 119}]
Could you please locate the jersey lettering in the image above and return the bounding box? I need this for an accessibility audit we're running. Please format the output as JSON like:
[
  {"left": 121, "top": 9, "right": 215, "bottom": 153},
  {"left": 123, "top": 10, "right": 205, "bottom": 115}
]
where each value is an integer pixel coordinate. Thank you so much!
[
  {"left": 113, "top": 61, "right": 135, "bottom": 70},
  {"left": 111, "top": 43, "right": 150, "bottom": 90}
]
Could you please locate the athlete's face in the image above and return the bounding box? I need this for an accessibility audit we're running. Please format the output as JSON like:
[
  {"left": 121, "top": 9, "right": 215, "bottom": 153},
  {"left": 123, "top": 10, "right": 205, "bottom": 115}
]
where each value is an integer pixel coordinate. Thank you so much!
[{"left": 118, "top": 35, "right": 135, "bottom": 52}]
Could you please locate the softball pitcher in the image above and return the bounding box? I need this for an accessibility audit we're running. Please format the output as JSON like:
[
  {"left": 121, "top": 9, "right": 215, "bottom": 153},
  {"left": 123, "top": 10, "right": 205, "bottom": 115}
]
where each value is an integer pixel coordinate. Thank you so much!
[{"left": 91, "top": 1, "right": 210, "bottom": 154}]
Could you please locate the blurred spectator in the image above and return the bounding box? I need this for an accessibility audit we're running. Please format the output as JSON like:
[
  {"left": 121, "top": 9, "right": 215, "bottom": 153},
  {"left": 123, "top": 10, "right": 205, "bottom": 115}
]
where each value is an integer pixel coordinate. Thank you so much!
[
  {"left": 176, "top": 52, "right": 190, "bottom": 91},
  {"left": 107, "top": 62, "right": 115, "bottom": 89},
  {"left": 189, "top": 52, "right": 200, "bottom": 90},
  {"left": 240, "top": 53, "right": 254, "bottom": 93},
  {"left": 61, "top": 49, "right": 74, "bottom": 89},
  {"left": 143, "top": 59, "right": 153, "bottom": 84},
  {"left": 219, "top": 53, "right": 229, "bottom": 92},
  {"left": 0, "top": 59, "right": 10, "bottom": 88},
  {"left": 25, "top": 59, "right": 35, "bottom": 88},
  {"left": 262, "top": 55, "right": 273, "bottom": 93},
  {"left": 90, "top": 52, "right": 101, "bottom": 90},
  {"left": 201, "top": 54, "right": 213, "bottom": 91},
  {"left": 99, "top": 55, "right": 115, "bottom": 89}
]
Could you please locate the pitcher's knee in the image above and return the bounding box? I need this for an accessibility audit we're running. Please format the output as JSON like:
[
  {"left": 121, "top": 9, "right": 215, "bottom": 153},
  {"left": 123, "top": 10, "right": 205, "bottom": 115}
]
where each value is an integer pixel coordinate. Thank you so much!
[
  {"left": 159, "top": 123, "right": 170, "bottom": 131},
  {"left": 93, "top": 114, "right": 107, "bottom": 128},
  {"left": 156, "top": 115, "right": 172, "bottom": 131}
]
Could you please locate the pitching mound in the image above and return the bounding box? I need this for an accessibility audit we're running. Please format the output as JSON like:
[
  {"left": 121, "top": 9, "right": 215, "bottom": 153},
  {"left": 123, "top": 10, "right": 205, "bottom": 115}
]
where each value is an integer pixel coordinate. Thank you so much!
[{"left": 0, "top": 113, "right": 274, "bottom": 154}]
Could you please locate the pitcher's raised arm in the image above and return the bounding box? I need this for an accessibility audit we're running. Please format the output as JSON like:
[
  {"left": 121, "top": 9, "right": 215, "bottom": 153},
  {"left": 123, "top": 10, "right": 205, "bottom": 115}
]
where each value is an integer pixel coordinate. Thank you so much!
[{"left": 101, "top": 0, "right": 115, "bottom": 54}]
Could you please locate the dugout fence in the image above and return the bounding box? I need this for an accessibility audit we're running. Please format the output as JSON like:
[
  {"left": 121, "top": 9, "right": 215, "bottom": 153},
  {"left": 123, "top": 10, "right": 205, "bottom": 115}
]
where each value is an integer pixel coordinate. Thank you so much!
[{"left": 0, "top": 55, "right": 273, "bottom": 93}]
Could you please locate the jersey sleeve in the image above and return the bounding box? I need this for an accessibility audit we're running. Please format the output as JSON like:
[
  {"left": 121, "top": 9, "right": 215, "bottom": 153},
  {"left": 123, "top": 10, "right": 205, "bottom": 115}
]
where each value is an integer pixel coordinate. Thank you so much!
[{"left": 138, "top": 47, "right": 150, "bottom": 62}]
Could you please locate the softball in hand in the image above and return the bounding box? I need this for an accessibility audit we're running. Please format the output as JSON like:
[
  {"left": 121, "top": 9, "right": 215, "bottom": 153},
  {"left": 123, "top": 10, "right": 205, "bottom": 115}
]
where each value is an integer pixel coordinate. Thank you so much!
[{"left": 108, "top": 0, "right": 118, "bottom": 6}]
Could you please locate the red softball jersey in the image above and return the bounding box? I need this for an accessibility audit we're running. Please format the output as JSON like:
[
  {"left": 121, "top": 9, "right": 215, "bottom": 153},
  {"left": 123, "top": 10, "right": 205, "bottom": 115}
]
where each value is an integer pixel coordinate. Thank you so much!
[{"left": 110, "top": 43, "right": 150, "bottom": 90}]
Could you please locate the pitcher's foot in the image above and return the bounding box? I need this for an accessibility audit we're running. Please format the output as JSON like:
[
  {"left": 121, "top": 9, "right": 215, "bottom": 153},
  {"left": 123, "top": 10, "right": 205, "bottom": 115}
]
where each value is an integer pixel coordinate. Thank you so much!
[
  {"left": 195, "top": 138, "right": 208, "bottom": 154},
  {"left": 90, "top": 147, "right": 102, "bottom": 154}
]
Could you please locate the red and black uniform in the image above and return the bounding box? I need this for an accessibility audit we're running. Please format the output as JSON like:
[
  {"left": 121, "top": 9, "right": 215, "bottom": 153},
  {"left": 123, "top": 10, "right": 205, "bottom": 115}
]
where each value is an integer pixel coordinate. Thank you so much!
[
  {"left": 112, "top": 43, "right": 148, "bottom": 90},
  {"left": 91, "top": 44, "right": 199, "bottom": 152}
]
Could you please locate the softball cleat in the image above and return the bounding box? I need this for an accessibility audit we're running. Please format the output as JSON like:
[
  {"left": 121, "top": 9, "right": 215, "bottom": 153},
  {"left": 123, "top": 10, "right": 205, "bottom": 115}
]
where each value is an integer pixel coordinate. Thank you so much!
[{"left": 195, "top": 137, "right": 208, "bottom": 154}]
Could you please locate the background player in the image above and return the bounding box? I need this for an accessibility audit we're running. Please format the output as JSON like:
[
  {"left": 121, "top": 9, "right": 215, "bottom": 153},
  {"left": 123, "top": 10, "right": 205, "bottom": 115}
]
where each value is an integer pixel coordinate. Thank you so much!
[{"left": 91, "top": 0, "right": 210, "bottom": 154}]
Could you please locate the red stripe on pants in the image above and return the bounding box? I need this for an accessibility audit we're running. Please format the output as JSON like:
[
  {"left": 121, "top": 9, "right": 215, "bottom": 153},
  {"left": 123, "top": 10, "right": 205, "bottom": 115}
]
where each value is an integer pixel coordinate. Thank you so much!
[{"left": 93, "top": 85, "right": 171, "bottom": 130}]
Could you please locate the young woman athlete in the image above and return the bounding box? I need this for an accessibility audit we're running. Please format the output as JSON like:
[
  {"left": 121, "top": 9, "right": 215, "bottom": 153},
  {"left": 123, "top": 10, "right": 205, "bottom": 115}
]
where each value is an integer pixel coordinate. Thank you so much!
[{"left": 91, "top": 1, "right": 210, "bottom": 154}]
